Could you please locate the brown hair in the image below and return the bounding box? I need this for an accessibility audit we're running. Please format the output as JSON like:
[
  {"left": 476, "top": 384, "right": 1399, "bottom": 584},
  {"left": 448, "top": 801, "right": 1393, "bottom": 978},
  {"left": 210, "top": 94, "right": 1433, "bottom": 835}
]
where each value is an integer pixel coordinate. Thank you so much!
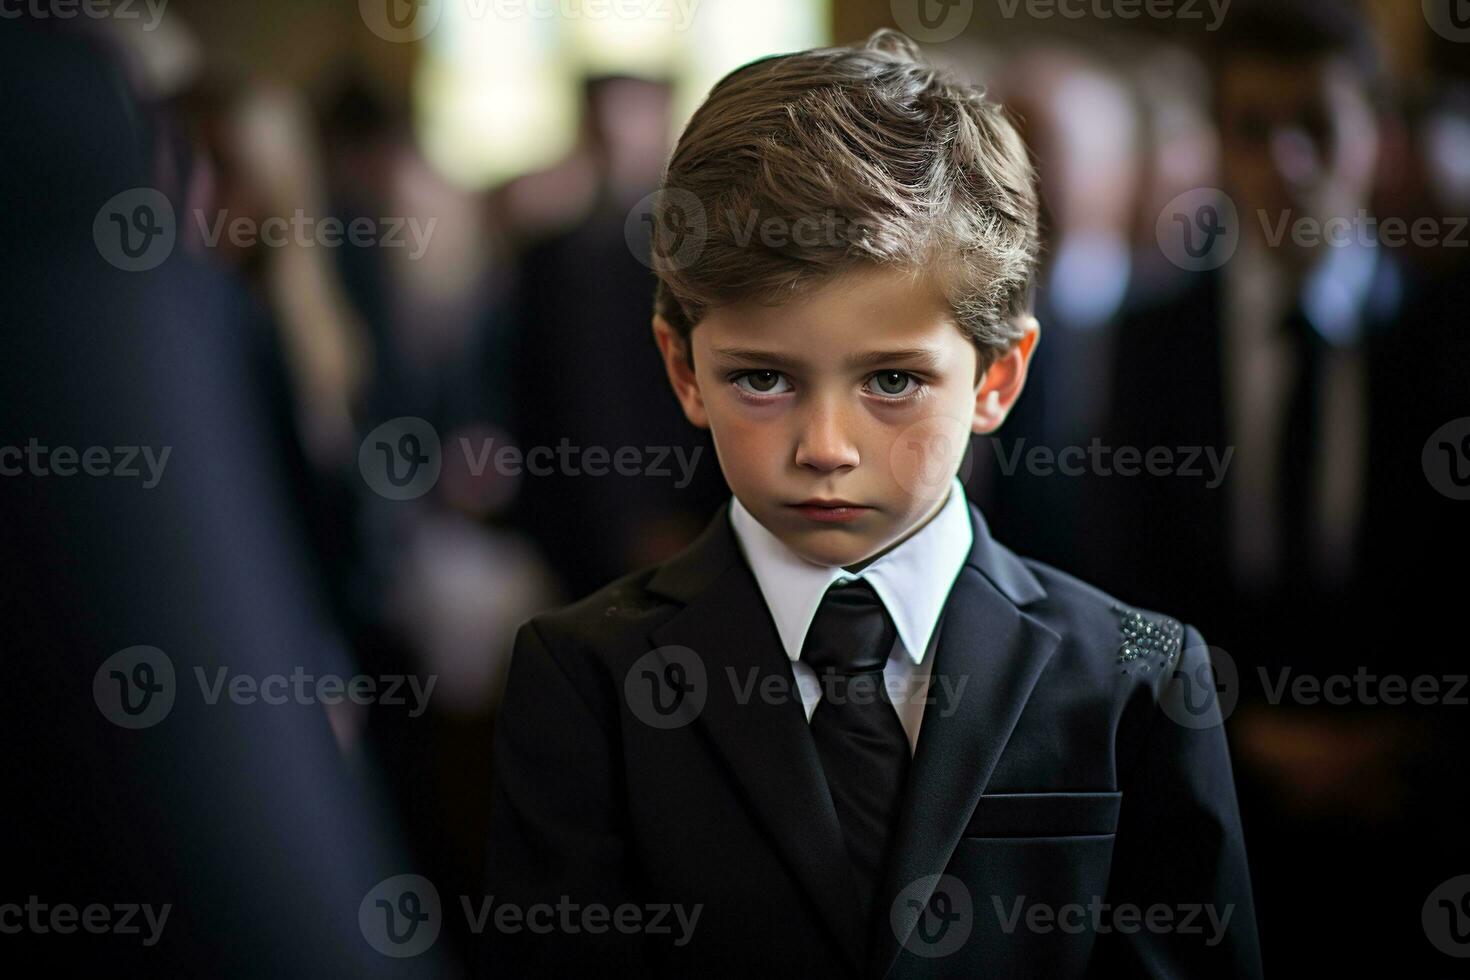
[{"left": 651, "top": 28, "right": 1039, "bottom": 374}]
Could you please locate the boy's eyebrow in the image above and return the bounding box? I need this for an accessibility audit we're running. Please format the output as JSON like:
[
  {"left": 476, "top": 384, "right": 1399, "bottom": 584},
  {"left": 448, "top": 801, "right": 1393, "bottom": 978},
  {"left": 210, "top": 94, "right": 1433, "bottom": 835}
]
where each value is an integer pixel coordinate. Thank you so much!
[{"left": 707, "top": 346, "right": 946, "bottom": 370}]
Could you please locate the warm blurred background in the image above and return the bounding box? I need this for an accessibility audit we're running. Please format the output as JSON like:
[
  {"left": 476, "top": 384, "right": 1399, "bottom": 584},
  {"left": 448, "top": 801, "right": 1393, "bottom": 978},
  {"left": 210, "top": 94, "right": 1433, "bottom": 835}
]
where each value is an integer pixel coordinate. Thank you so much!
[{"left": 3, "top": 0, "right": 1467, "bottom": 975}]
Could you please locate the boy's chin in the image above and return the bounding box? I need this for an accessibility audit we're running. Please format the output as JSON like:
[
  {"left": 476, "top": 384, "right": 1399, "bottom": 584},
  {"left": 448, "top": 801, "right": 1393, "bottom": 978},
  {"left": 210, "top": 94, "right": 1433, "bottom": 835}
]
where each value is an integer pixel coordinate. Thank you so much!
[{"left": 777, "top": 525, "right": 890, "bottom": 569}]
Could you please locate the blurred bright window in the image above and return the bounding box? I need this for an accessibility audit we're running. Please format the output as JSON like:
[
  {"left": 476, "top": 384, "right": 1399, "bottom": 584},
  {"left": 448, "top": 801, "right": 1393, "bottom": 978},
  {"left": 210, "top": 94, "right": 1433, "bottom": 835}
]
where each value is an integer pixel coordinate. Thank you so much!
[{"left": 414, "top": 0, "right": 829, "bottom": 188}]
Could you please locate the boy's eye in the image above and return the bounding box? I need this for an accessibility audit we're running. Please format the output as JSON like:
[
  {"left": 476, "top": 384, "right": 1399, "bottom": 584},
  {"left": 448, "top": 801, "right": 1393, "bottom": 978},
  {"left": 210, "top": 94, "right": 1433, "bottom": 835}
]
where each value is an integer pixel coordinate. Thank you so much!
[
  {"left": 866, "top": 370, "right": 919, "bottom": 398},
  {"left": 733, "top": 370, "right": 791, "bottom": 395}
]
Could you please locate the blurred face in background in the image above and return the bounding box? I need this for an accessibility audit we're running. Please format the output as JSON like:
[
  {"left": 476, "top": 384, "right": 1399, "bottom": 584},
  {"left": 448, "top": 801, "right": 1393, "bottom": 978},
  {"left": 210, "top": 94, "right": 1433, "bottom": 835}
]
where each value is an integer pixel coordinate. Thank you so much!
[{"left": 1219, "top": 53, "right": 1378, "bottom": 271}]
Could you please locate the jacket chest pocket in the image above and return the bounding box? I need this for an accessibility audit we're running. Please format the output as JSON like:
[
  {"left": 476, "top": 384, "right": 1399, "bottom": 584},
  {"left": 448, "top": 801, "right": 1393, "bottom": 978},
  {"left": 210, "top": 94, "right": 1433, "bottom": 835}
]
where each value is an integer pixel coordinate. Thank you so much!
[
  {"left": 911, "top": 793, "right": 1122, "bottom": 975},
  {"left": 962, "top": 791, "right": 1121, "bottom": 838}
]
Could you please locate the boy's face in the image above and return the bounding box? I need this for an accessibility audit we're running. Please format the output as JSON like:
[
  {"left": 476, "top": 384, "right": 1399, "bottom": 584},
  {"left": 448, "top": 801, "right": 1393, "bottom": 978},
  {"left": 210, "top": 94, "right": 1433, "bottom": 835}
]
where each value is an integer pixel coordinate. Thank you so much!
[{"left": 653, "top": 264, "right": 1037, "bottom": 569}]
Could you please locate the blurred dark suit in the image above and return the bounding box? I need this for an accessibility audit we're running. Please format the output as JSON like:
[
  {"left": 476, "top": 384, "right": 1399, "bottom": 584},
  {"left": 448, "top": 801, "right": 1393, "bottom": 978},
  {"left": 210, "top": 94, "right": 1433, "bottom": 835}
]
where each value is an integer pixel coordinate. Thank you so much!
[
  {"left": 0, "top": 22, "right": 440, "bottom": 978},
  {"left": 1094, "top": 258, "right": 1410, "bottom": 668},
  {"left": 1093, "top": 254, "right": 1470, "bottom": 972},
  {"left": 505, "top": 196, "right": 727, "bottom": 599}
]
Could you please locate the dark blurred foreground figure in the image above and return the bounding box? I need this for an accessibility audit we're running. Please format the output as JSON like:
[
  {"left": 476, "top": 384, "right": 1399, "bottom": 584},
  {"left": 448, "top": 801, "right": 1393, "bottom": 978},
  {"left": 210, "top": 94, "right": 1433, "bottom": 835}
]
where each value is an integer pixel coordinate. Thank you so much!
[
  {"left": 1096, "top": 0, "right": 1470, "bottom": 971},
  {"left": 0, "top": 21, "right": 444, "bottom": 978}
]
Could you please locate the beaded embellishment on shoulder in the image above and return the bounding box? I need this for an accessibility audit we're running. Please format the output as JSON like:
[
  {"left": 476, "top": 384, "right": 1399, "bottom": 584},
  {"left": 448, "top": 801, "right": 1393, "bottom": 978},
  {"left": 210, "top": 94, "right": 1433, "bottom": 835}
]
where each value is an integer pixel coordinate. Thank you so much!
[{"left": 1111, "top": 604, "right": 1183, "bottom": 673}]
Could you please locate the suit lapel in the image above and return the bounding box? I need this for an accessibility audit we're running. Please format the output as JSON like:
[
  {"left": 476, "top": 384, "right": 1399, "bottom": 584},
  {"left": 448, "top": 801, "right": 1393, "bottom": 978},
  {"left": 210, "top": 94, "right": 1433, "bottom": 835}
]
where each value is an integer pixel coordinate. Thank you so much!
[
  {"left": 647, "top": 505, "right": 869, "bottom": 973},
  {"left": 868, "top": 503, "right": 1060, "bottom": 979}
]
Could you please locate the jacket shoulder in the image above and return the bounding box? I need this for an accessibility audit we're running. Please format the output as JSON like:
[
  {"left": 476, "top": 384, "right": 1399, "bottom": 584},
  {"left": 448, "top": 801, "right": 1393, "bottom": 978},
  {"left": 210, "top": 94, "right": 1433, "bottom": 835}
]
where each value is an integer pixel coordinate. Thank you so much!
[
  {"left": 1013, "top": 555, "right": 1197, "bottom": 686},
  {"left": 515, "top": 561, "right": 681, "bottom": 665}
]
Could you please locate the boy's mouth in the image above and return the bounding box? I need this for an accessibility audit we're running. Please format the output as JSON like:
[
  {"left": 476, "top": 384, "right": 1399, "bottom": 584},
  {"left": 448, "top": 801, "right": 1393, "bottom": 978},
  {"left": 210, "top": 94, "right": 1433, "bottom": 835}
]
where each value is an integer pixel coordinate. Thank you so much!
[{"left": 786, "top": 499, "right": 873, "bottom": 523}]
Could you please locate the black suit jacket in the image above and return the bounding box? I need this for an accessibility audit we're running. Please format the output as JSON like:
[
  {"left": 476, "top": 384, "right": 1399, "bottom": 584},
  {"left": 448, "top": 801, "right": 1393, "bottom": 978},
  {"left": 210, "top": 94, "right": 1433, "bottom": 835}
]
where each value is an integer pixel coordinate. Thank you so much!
[{"left": 483, "top": 500, "right": 1262, "bottom": 978}]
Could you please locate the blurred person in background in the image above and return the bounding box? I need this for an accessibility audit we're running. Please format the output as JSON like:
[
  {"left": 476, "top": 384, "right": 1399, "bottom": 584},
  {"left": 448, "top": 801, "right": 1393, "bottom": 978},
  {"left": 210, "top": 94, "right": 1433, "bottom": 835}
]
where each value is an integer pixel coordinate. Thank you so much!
[
  {"left": 966, "top": 42, "right": 1145, "bottom": 581},
  {"left": 172, "top": 75, "right": 374, "bottom": 702},
  {"left": 502, "top": 74, "right": 729, "bottom": 601},
  {"left": 169, "top": 43, "right": 557, "bottom": 965},
  {"left": 308, "top": 71, "right": 560, "bottom": 961},
  {"left": 1100, "top": 0, "right": 1399, "bottom": 644},
  {"left": 1094, "top": 0, "right": 1468, "bottom": 969}
]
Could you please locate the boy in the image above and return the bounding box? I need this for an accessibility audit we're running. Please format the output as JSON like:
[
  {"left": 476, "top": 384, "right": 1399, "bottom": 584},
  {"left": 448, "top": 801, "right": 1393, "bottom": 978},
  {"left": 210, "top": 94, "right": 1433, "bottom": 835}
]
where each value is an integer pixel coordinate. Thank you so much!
[{"left": 483, "top": 29, "right": 1261, "bottom": 979}]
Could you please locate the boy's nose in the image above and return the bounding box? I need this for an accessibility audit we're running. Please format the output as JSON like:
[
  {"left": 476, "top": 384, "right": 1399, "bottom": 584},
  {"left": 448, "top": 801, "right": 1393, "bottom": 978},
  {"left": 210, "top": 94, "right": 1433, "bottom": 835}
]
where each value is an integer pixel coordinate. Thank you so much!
[{"left": 794, "top": 400, "right": 860, "bottom": 473}]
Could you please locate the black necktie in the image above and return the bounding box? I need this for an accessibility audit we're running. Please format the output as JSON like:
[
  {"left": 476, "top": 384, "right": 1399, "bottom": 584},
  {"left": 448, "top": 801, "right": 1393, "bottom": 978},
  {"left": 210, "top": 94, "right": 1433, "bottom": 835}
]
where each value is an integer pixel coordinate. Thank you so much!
[
  {"left": 1278, "top": 305, "right": 1325, "bottom": 586},
  {"left": 801, "top": 579, "right": 910, "bottom": 941}
]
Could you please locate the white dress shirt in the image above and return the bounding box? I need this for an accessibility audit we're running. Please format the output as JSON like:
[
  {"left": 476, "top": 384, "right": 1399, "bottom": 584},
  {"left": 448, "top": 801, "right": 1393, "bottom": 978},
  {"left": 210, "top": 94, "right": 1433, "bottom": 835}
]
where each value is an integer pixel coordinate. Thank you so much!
[{"left": 728, "top": 477, "right": 974, "bottom": 753}]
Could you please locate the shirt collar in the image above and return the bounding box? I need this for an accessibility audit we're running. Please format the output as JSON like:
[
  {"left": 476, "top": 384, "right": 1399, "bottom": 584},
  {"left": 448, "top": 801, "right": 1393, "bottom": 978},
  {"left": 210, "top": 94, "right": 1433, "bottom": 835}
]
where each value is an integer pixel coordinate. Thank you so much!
[
  {"left": 728, "top": 477, "right": 974, "bottom": 666},
  {"left": 1229, "top": 233, "right": 1382, "bottom": 347}
]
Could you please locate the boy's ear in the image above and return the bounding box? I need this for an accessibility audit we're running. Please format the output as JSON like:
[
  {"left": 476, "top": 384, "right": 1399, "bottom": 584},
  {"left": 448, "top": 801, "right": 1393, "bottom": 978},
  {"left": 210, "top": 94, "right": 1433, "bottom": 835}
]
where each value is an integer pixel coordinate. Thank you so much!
[
  {"left": 972, "top": 317, "right": 1040, "bottom": 435},
  {"left": 652, "top": 314, "right": 709, "bottom": 429}
]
